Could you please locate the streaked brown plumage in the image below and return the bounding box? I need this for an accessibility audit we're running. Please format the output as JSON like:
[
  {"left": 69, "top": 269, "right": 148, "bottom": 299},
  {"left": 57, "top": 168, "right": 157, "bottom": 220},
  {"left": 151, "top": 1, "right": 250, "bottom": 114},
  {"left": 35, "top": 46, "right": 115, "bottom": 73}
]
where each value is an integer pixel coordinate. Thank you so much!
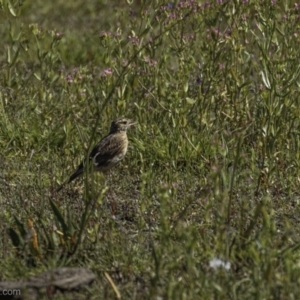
[{"left": 55, "top": 117, "right": 136, "bottom": 192}]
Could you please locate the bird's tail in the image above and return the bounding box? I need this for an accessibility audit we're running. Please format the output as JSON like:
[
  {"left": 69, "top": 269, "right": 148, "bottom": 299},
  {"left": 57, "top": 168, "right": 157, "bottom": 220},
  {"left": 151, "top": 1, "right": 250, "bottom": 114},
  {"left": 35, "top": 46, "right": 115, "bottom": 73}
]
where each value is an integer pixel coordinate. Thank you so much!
[
  {"left": 55, "top": 163, "right": 84, "bottom": 193},
  {"left": 68, "top": 164, "right": 84, "bottom": 183},
  {"left": 55, "top": 182, "right": 66, "bottom": 193}
]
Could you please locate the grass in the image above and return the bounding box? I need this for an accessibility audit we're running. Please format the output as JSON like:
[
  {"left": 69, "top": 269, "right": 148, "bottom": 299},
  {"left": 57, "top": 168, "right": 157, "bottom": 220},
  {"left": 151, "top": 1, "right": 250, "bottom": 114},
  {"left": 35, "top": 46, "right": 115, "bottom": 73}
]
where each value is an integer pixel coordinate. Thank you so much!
[{"left": 1, "top": 0, "right": 300, "bottom": 298}]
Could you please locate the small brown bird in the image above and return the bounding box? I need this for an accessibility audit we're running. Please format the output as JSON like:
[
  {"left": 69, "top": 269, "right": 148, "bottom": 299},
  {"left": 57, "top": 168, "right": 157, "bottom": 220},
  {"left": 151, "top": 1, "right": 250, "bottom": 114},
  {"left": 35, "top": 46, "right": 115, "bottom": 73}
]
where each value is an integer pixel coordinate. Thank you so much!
[{"left": 55, "top": 117, "right": 136, "bottom": 192}]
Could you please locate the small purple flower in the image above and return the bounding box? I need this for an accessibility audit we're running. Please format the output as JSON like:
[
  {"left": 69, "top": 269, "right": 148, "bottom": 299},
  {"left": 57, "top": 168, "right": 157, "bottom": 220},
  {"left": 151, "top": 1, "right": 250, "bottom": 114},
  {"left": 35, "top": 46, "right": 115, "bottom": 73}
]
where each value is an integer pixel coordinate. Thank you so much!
[
  {"left": 104, "top": 68, "right": 112, "bottom": 75},
  {"left": 100, "top": 68, "right": 113, "bottom": 77},
  {"left": 196, "top": 77, "right": 202, "bottom": 85},
  {"left": 201, "top": 2, "right": 210, "bottom": 9},
  {"left": 65, "top": 74, "right": 74, "bottom": 83},
  {"left": 128, "top": 35, "right": 140, "bottom": 46},
  {"left": 144, "top": 56, "right": 157, "bottom": 67},
  {"left": 100, "top": 30, "right": 108, "bottom": 37},
  {"left": 218, "top": 63, "right": 224, "bottom": 70},
  {"left": 213, "top": 28, "right": 220, "bottom": 35}
]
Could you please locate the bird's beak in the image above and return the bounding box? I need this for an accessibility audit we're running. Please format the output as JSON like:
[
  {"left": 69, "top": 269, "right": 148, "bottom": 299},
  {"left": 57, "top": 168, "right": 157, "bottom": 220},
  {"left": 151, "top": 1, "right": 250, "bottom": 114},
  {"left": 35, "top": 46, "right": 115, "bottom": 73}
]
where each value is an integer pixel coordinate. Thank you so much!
[{"left": 129, "top": 119, "right": 137, "bottom": 126}]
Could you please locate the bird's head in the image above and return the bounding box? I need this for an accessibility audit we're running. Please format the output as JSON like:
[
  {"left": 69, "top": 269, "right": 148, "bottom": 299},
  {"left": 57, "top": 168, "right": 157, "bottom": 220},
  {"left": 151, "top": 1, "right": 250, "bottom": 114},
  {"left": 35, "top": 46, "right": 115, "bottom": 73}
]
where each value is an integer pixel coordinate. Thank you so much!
[{"left": 110, "top": 118, "right": 137, "bottom": 133}]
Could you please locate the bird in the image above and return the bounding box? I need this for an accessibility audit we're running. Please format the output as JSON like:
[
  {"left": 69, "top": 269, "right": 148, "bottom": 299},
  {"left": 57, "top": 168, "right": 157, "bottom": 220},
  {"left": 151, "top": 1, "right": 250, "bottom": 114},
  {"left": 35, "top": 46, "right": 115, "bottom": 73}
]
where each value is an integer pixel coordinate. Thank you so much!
[{"left": 55, "top": 117, "right": 137, "bottom": 192}]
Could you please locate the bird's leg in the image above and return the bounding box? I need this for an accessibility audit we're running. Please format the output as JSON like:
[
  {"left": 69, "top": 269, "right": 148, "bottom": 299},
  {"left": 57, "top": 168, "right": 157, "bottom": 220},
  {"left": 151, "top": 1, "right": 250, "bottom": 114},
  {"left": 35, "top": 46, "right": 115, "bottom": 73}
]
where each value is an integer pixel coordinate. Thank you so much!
[{"left": 105, "top": 171, "right": 117, "bottom": 216}]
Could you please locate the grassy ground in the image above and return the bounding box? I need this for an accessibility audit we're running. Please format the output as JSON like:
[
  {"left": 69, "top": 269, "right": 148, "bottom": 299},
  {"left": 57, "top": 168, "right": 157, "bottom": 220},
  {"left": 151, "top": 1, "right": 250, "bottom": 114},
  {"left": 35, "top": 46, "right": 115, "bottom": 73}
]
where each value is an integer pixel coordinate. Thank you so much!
[{"left": 1, "top": 0, "right": 300, "bottom": 299}]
